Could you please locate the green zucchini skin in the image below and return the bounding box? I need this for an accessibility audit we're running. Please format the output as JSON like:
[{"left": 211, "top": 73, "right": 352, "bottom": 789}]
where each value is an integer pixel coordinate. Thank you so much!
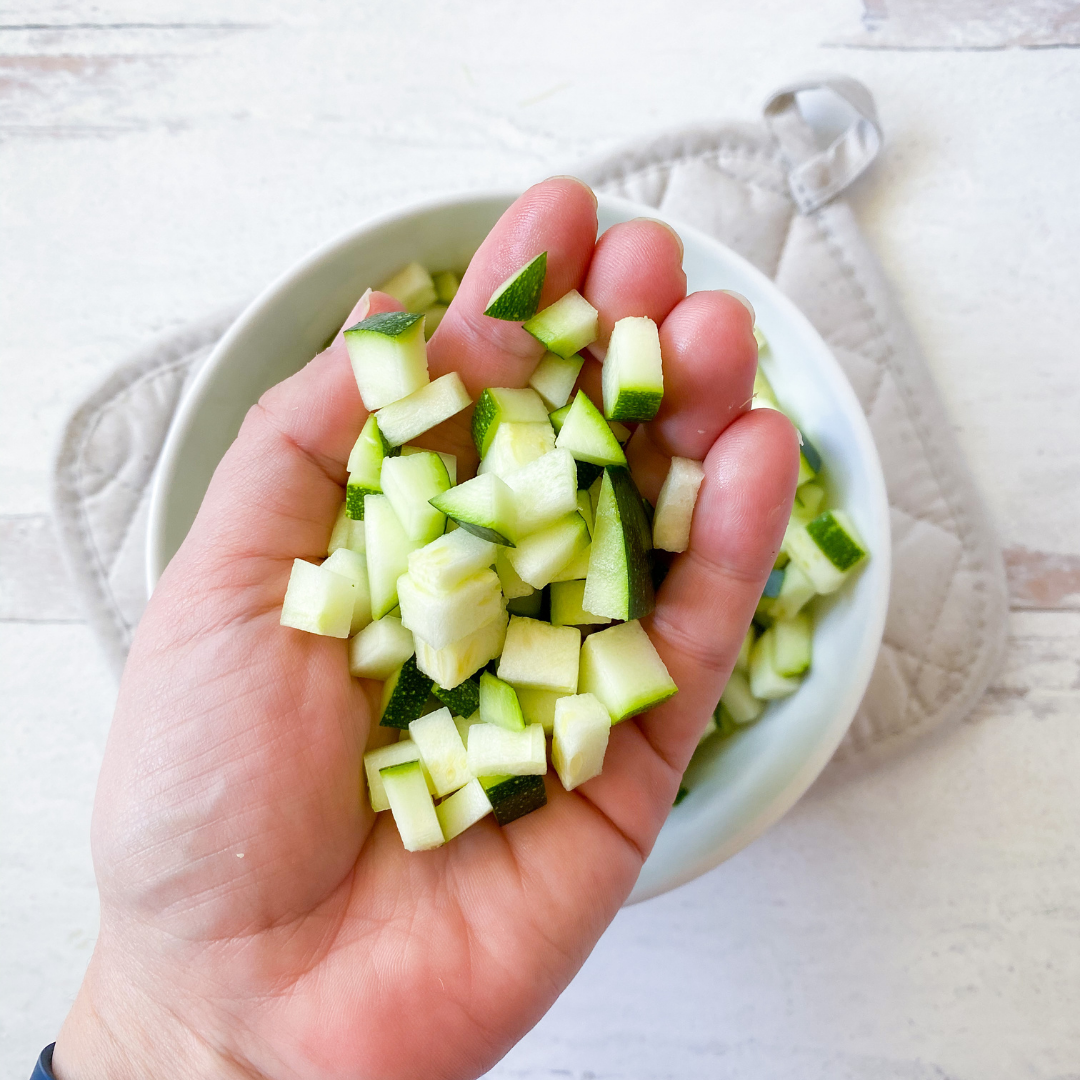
[
  {"left": 608, "top": 465, "right": 656, "bottom": 621},
  {"left": 481, "top": 774, "right": 547, "bottom": 825},
  {"left": 379, "top": 655, "right": 435, "bottom": 729},
  {"left": 432, "top": 677, "right": 481, "bottom": 717},
  {"left": 483, "top": 252, "right": 547, "bottom": 321}
]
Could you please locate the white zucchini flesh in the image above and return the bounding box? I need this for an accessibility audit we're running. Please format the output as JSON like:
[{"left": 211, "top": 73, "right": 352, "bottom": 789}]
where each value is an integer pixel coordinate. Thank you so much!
[
  {"left": 327, "top": 503, "right": 366, "bottom": 555},
  {"left": 466, "top": 722, "right": 547, "bottom": 777},
  {"left": 435, "top": 778, "right": 494, "bottom": 841},
  {"left": 771, "top": 560, "right": 816, "bottom": 620},
  {"left": 453, "top": 710, "right": 484, "bottom": 745},
  {"left": 472, "top": 387, "right": 551, "bottom": 458},
  {"left": 364, "top": 494, "right": 425, "bottom": 619},
  {"left": 505, "top": 512, "right": 590, "bottom": 590},
  {"left": 364, "top": 739, "right": 434, "bottom": 812},
  {"left": 529, "top": 350, "right": 584, "bottom": 409},
  {"left": 551, "top": 693, "right": 612, "bottom": 791},
  {"left": 397, "top": 568, "right": 504, "bottom": 650},
  {"left": 280, "top": 559, "right": 356, "bottom": 638},
  {"left": 321, "top": 548, "right": 372, "bottom": 635},
  {"left": 344, "top": 311, "right": 429, "bottom": 411},
  {"left": 553, "top": 390, "right": 627, "bottom": 467},
  {"left": 502, "top": 447, "right": 579, "bottom": 537},
  {"left": 413, "top": 611, "right": 508, "bottom": 689},
  {"left": 748, "top": 627, "right": 802, "bottom": 699},
  {"left": 601, "top": 316, "right": 664, "bottom": 422},
  {"left": 522, "top": 290, "right": 599, "bottom": 358},
  {"left": 432, "top": 269, "right": 459, "bottom": 304},
  {"left": 577, "top": 620, "right": 676, "bottom": 722},
  {"left": 430, "top": 472, "right": 518, "bottom": 547},
  {"left": 476, "top": 421, "right": 555, "bottom": 478},
  {"left": 495, "top": 548, "right": 534, "bottom": 599},
  {"left": 496, "top": 616, "right": 580, "bottom": 695},
  {"left": 549, "top": 542, "right": 592, "bottom": 583},
  {"left": 348, "top": 615, "right": 415, "bottom": 681},
  {"left": 513, "top": 687, "right": 567, "bottom": 735},
  {"left": 378, "top": 262, "right": 437, "bottom": 312},
  {"left": 375, "top": 371, "right": 472, "bottom": 447},
  {"left": 735, "top": 625, "right": 755, "bottom": 675},
  {"left": 408, "top": 707, "right": 471, "bottom": 797},
  {"left": 401, "top": 444, "right": 457, "bottom": 484},
  {"left": 406, "top": 528, "right": 497, "bottom": 593},
  {"left": 380, "top": 760, "right": 445, "bottom": 851},
  {"left": 549, "top": 578, "right": 611, "bottom": 627},
  {"left": 478, "top": 671, "right": 525, "bottom": 731},
  {"left": 652, "top": 456, "right": 705, "bottom": 553},
  {"left": 380, "top": 451, "right": 451, "bottom": 543},
  {"left": 783, "top": 509, "right": 867, "bottom": 594},
  {"left": 720, "top": 668, "right": 764, "bottom": 724},
  {"left": 772, "top": 613, "right": 812, "bottom": 677}
]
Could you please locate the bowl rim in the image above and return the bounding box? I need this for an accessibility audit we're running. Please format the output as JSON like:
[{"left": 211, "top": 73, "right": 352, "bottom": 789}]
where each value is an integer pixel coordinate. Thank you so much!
[{"left": 147, "top": 188, "right": 891, "bottom": 902}]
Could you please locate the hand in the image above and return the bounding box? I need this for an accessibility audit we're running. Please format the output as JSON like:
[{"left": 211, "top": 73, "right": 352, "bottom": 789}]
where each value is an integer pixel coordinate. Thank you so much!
[{"left": 53, "top": 178, "right": 798, "bottom": 1080}]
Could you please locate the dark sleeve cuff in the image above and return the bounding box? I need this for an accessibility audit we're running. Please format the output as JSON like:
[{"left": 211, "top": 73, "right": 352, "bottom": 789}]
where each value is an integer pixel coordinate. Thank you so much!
[{"left": 30, "top": 1043, "right": 56, "bottom": 1080}]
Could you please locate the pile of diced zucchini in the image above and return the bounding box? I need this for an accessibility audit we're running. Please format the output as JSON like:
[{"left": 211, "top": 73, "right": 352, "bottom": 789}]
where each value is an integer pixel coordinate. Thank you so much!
[{"left": 677, "top": 329, "right": 869, "bottom": 802}]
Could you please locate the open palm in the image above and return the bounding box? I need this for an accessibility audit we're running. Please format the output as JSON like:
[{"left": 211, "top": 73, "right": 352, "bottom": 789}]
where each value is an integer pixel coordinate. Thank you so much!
[{"left": 54, "top": 179, "right": 798, "bottom": 1080}]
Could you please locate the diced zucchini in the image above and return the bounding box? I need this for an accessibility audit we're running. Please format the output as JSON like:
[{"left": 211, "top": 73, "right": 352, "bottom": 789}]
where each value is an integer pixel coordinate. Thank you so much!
[
  {"left": 430, "top": 472, "right": 518, "bottom": 546},
  {"left": 551, "top": 693, "right": 611, "bottom": 791},
  {"left": 522, "top": 290, "right": 599, "bottom": 358},
  {"left": 401, "top": 444, "right": 457, "bottom": 484},
  {"left": 748, "top": 627, "right": 802, "bottom": 699},
  {"left": 576, "top": 489, "right": 594, "bottom": 535},
  {"left": 497, "top": 616, "right": 581, "bottom": 695},
  {"left": 513, "top": 686, "right": 566, "bottom": 735},
  {"left": 471, "top": 387, "right": 550, "bottom": 458},
  {"left": 548, "top": 542, "right": 592, "bottom": 583},
  {"left": 792, "top": 482, "right": 825, "bottom": 521},
  {"left": 328, "top": 502, "right": 366, "bottom": 555},
  {"left": 735, "top": 625, "right": 755, "bottom": 675},
  {"left": 280, "top": 559, "right": 356, "bottom": 638},
  {"left": 348, "top": 615, "right": 415, "bottom": 680},
  {"left": 380, "top": 760, "right": 444, "bottom": 851},
  {"left": 413, "top": 611, "right": 508, "bottom": 689},
  {"left": 476, "top": 421, "right": 555, "bottom": 478},
  {"left": 321, "top": 548, "right": 372, "bottom": 635},
  {"left": 529, "top": 350, "right": 584, "bottom": 410},
  {"left": 772, "top": 613, "right": 812, "bottom": 677},
  {"left": 502, "top": 447, "right": 578, "bottom": 537},
  {"left": 432, "top": 676, "right": 481, "bottom": 716},
  {"left": 608, "top": 420, "right": 632, "bottom": 445},
  {"left": 407, "top": 528, "right": 496, "bottom": 593},
  {"left": 784, "top": 509, "right": 867, "bottom": 594},
  {"left": 549, "top": 578, "right": 611, "bottom": 627},
  {"left": 364, "top": 494, "right": 424, "bottom": 619},
  {"left": 652, "top": 456, "right": 705, "bottom": 553},
  {"left": 720, "top": 668, "right": 765, "bottom": 724},
  {"left": 344, "top": 311, "right": 429, "bottom": 411},
  {"left": 484, "top": 251, "right": 547, "bottom": 321},
  {"left": 435, "top": 778, "right": 493, "bottom": 840},
  {"left": 478, "top": 671, "right": 525, "bottom": 732},
  {"left": 577, "top": 620, "right": 677, "bottom": 722},
  {"left": 364, "top": 739, "right": 434, "bottom": 813},
  {"left": 506, "top": 590, "right": 542, "bottom": 617},
  {"left": 379, "top": 655, "right": 435, "bottom": 729},
  {"left": 466, "top": 722, "right": 547, "bottom": 777},
  {"left": 548, "top": 404, "right": 571, "bottom": 433},
  {"left": 575, "top": 460, "right": 604, "bottom": 491},
  {"left": 772, "top": 560, "right": 816, "bottom": 620},
  {"left": 378, "top": 262, "right": 437, "bottom": 313},
  {"left": 751, "top": 366, "right": 781, "bottom": 411},
  {"left": 697, "top": 713, "right": 718, "bottom": 744},
  {"left": 380, "top": 451, "right": 451, "bottom": 544},
  {"left": 422, "top": 303, "right": 448, "bottom": 338},
  {"left": 432, "top": 269, "right": 459, "bottom": 304},
  {"left": 345, "top": 414, "right": 390, "bottom": 519},
  {"left": 375, "top": 371, "right": 472, "bottom": 447},
  {"left": 453, "top": 710, "right": 484, "bottom": 744},
  {"left": 582, "top": 466, "right": 655, "bottom": 622},
  {"left": 506, "top": 512, "right": 591, "bottom": 590},
  {"left": 602, "top": 316, "right": 664, "bottom": 422},
  {"left": 554, "top": 390, "right": 627, "bottom": 467},
  {"left": 397, "top": 568, "right": 503, "bottom": 650},
  {"left": 408, "top": 706, "right": 471, "bottom": 797},
  {"left": 797, "top": 431, "right": 823, "bottom": 486},
  {"left": 495, "top": 547, "right": 533, "bottom": 599},
  {"left": 480, "top": 773, "right": 547, "bottom": 826}
]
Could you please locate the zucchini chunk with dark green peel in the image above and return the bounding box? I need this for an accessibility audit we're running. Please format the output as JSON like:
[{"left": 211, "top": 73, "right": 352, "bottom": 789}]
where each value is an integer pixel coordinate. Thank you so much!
[
  {"left": 602, "top": 316, "right": 664, "bottom": 422},
  {"left": 554, "top": 390, "right": 627, "bottom": 467},
  {"left": 582, "top": 466, "right": 656, "bottom": 622},
  {"left": 480, "top": 774, "right": 547, "bottom": 826},
  {"left": 529, "top": 350, "right": 584, "bottom": 410},
  {"left": 484, "top": 252, "right": 547, "bottom": 321},
  {"left": 430, "top": 472, "right": 518, "bottom": 547},
  {"left": 797, "top": 430, "right": 823, "bottom": 485},
  {"left": 432, "top": 677, "right": 481, "bottom": 718},
  {"left": 479, "top": 671, "right": 526, "bottom": 732},
  {"left": 522, "top": 290, "right": 599, "bottom": 358},
  {"left": 345, "top": 414, "right": 390, "bottom": 519},
  {"left": 344, "top": 311, "right": 429, "bottom": 411},
  {"left": 379, "top": 655, "right": 435, "bottom": 730},
  {"left": 471, "top": 386, "right": 550, "bottom": 458}
]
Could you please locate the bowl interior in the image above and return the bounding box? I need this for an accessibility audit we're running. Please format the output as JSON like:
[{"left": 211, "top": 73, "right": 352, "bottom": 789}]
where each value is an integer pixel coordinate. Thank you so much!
[{"left": 148, "top": 191, "right": 890, "bottom": 903}]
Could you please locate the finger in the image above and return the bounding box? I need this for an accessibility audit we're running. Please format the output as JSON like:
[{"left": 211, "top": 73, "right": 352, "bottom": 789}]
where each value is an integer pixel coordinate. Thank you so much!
[{"left": 427, "top": 177, "right": 598, "bottom": 394}]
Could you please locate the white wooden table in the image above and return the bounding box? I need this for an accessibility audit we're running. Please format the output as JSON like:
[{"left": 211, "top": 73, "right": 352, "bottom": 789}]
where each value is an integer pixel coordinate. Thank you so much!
[{"left": 3, "top": 2, "right": 1079, "bottom": 1076}]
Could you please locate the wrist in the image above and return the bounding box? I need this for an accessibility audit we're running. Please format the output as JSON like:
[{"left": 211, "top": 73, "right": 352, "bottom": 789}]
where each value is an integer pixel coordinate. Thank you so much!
[{"left": 52, "top": 946, "right": 258, "bottom": 1080}]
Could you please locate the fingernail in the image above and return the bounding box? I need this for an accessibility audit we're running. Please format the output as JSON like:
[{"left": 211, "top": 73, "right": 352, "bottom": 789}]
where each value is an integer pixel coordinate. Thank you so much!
[
  {"left": 542, "top": 175, "right": 598, "bottom": 207},
  {"left": 721, "top": 290, "right": 755, "bottom": 323},
  {"left": 634, "top": 217, "right": 684, "bottom": 260}
]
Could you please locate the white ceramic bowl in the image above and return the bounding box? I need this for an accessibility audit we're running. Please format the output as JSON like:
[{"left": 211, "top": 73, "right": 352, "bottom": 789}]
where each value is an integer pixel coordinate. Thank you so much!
[{"left": 148, "top": 191, "right": 890, "bottom": 903}]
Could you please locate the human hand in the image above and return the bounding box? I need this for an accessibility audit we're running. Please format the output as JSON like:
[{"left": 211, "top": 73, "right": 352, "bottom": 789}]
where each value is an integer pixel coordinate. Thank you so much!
[{"left": 52, "top": 178, "right": 798, "bottom": 1080}]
